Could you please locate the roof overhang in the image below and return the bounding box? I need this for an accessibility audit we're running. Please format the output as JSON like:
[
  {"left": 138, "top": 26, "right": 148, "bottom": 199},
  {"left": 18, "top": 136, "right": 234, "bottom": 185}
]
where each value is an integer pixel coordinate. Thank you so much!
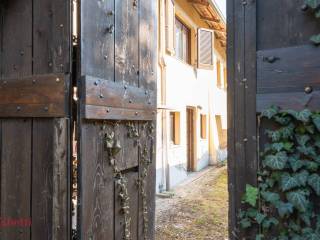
[{"left": 188, "top": 0, "right": 227, "bottom": 48}]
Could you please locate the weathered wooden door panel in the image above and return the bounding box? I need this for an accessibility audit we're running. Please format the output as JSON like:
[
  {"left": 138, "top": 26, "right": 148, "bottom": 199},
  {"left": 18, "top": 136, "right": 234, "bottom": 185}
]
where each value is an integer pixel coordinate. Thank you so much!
[
  {"left": 228, "top": 0, "right": 320, "bottom": 239},
  {"left": 78, "top": 0, "right": 157, "bottom": 240},
  {"left": 0, "top": 0, "right": 71, "bottom": 239}
]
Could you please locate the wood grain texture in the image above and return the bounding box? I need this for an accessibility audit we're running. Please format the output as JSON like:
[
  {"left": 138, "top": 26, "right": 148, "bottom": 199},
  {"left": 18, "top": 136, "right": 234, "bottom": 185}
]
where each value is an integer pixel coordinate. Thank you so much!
[
  {"left": 257, "top": 0, "right": 320, "bottom": 50},
  {"left": 1, "top": 0, "right": 32, "bottom": 78},
  {"left": 257, "top": 45, "right": 320, "bottom": 93},
  {"left": 80, "top": 0, "right": 115, "bottom": 80},
  {"left": 83, "top": 75, "right": 156, "bottom": 110},
  {"left": 79, "top": 122, "right": 114, "bottom": 239},
  {"left": 114, "top": 171, "right": 139, "bottom": 240},
  {"left": 32, "top": 119, "right": 54, "bottom": 240},
  {"left": 226, "top": 0, "right": 236, "bottom": 237},
  {"left": 115, "top": 0, "right": 139, "bottom": 87},
  {"left": 52, "top": 119, "right": 69, "bottom": 240},
  {"left": 33, "top": 0, "right": 71, "bottom": 74},
  {"left": 0, "top": 119, "right": 32, "bottom": 240},
  {"left": 0, "top": 74, "right": 69, "bottom": 117},
  {"left": 139, "top": 0, "right": 157, "bottom": 91}
]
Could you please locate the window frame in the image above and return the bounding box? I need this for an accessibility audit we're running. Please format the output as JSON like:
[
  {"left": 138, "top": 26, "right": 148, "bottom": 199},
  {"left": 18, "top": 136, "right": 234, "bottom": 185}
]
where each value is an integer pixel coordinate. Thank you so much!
[{"left": 174, "top": 16, "right": 191, "bottom": 65}]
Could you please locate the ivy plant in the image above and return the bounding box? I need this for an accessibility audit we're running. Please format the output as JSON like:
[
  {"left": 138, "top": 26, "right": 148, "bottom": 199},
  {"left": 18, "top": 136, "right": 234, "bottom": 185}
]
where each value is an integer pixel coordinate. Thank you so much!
[
  {"left": 304, "top": 0, "right": 320, "bottom": 45},
  {"left": 239, "top": 106, "right": 320, "bottom": 240}
]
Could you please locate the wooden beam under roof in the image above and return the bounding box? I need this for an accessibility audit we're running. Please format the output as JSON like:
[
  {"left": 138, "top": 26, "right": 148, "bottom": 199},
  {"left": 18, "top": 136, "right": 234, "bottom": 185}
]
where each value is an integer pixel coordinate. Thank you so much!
[
  {"left": 188, "top": 0, "right": 210, "bottom": 6},
  {"left": 201, "top": 15, "right": 220, "bottom": 23}
]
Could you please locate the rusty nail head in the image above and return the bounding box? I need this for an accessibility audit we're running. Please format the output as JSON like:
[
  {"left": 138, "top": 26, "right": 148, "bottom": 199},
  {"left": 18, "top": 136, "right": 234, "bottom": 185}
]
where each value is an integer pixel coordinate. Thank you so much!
[{"left": 44, "top": 107, "right": 49, "bottom": 112}]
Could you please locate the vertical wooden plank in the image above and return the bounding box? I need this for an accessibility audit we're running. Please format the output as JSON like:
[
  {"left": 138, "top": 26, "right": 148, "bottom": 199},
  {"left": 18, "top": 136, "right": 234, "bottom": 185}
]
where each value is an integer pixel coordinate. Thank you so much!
[
  {"left": 1, "top": 0, "right": 32, "bottom": 78},
  {"left": 33, "top": 0, "right": 71, "bottom": 74},
  {"left": 138, "top": 122, "right": 156, "bottom": 240},
  {"left": 0, "top": 119, "right": 32, "bottom": 240},
  {"left": 114, "top": 171, "right": 139, "bottom": 240},
  {"left": 230, "top": 0, "right": 246, "bottom": 239},
  {"left": 227, "top": 0, "right": 235, "bottom": 238},
  {"left": 115, "top": 0, "right": 139, "bottom": 86},
  {"left": 80, "top": 0, "right": 115, "bottom": 80},
  {"left": 79, "top": 122, "right": 114, "bottom": 239},
  {"left": 139, "top": 0, "right": 157, "bottom": 91},
  {"left": 52, "top": 118, "right": 69, "bottom": 239},
  {"left": 244, "top": 0, "right": 257, "bottom": 196},
  {"left": 114, "top": 123, "right": 139, "bottom": 171},
  {"left": 0, "top": 1, "right": 32, "bottom": 239},
  {"left": 32, "top": 119, "right": 54, "bottom": 240}
]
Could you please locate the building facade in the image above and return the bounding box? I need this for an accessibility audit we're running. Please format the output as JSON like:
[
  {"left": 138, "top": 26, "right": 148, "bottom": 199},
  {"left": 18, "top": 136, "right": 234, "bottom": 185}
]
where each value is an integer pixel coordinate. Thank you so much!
[{"left": 156, "top": 0, "right": 227, "bottom": 192}]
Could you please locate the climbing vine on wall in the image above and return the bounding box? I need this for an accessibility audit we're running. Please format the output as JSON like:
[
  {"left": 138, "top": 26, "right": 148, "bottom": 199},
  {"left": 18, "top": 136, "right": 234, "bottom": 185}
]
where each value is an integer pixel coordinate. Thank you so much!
[
  {"left": 303, "top": 0, "right": 320, "bottom": 44},
  {"left": 239, "top": 106, "right": 320, "bottom": 240}
]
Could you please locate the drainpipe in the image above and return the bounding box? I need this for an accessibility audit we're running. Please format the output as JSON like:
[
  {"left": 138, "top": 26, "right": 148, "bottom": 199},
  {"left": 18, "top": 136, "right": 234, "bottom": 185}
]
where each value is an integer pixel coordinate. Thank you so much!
[{"left": 158, "top": 0, "right": 170, "bottom": 192}]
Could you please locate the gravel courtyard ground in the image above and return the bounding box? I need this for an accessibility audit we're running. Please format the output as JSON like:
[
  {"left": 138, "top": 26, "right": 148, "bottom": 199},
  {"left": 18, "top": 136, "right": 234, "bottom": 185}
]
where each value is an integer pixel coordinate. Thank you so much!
[{"left": 155, "top": 166, "right": 229, "bottom": 240}]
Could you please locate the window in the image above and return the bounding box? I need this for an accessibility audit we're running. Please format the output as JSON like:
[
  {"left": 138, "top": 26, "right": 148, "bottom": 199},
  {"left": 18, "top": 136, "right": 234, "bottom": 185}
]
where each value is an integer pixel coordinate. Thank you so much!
[
  {"left": 175, "top": 17, "right": 190, "bottom": 64},
  {"left": 170, "top": 112, "right": 180, "bottom": 144},
  {"left": 198, "top": 28, "right": 214, "bottom": 69},
  {"left": 200, "top": 114, "right": 207, "bottom": 139}
]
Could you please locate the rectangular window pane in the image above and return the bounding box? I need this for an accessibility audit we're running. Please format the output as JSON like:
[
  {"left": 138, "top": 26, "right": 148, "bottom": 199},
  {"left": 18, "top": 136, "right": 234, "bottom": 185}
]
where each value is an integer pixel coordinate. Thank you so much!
[{"left": 175, "top": 18, "right": 190, "bottom": 64}]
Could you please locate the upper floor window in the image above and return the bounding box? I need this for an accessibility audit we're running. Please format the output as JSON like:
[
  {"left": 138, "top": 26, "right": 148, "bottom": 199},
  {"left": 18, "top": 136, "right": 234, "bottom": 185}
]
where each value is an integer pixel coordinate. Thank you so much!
[{"left": 175, "top": 17, "right": 191, "bottom": 64}]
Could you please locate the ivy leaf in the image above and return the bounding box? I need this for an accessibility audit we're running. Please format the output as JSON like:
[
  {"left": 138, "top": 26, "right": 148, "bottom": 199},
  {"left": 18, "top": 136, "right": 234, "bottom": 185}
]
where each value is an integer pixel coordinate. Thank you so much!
[
  {"left": 256, "top": 213, "right": 267, "bottom": 224},
  {"left": 244, "top": 184, "right": 259, "bottom": 207},
  {"left": 240, "top": 218, "right": 251, "bottom": 229},
  {"left": 311, "top": 34, "right": 320, "bottom": 45},
  {"left": 304, "top": 161, "right": 319, "bottom": 171},
  {"left": 297, "top": 146, "right": 317, "bottom": 157},
  {"left": 305, "top": 0, "right": 320, "bottom": 9},
  {"left": 289, "top": 220, "right": 301, "bottom": 232},
  {"left": 281, "top": 124, "right": 295, "bottom": 139},
  {"left": 266, "top": 129, "right": 282, "bottom": 142},
  {"left": 312, "top": 114, "right": 320, "bottom": 131},
  {"left": 246, "top": 208, "right": 258, "bottom": 218},
  {"left": 286, "top": 190, "right": 309, "bottom": 212},
  {"left": 275, "top": 201, "right": 294, "bottom": 218},
  {"left": 288, "top": 154, "right": 304, "bottom": 172},
  {"left": 281, "top": 173, "right": 300, "bottom": 191},
  {"left": 256, "top": 234, "right": 264, "bottom": 240},
  {"left": 308, "top": 174, "right": 320, "bottom": 195},
  {"left": 261, "top": 105, "right": 279, "bottom": 119},
  {"left": 262, "top": 217, "right": 279, "bottom": 229},
  {"left": 285, "top": 109, "right": 312, "bottom": 123},
  {"left": 261, "top": 191, "right": 280, "bottom": 204},
  {"left": 263, "top": 152, "right": 288, "bottom": 170},
  {"left": 300, "top": 211, "right": 312, "bottom": 226},
  {"left": 294, "top": 170, "right": 309, "bottom": 186},
  {"left": 274, "top": 115, "right": 291, "bottom": 125},
  {"left": 296, "top": 134, "right": 311, "bottom": 146}
]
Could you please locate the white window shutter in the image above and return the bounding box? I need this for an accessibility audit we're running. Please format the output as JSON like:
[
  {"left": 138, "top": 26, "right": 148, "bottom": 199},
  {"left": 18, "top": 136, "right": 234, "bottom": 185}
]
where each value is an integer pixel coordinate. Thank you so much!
[{"left": 198, "top": 28, "right": 214, "bottom": 69}]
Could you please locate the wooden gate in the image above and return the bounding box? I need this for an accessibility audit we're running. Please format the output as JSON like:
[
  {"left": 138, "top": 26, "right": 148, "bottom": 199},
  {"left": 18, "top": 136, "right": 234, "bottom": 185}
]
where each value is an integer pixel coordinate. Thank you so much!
[
  {"left": 76, "top": 1, "right": 157, "bottom": 240},
  {"left": 228, "top": 0, "right": 320, "bottom": 238},
  {"left": 0, "top": 0, "right": 71, "bottom": 239}
]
